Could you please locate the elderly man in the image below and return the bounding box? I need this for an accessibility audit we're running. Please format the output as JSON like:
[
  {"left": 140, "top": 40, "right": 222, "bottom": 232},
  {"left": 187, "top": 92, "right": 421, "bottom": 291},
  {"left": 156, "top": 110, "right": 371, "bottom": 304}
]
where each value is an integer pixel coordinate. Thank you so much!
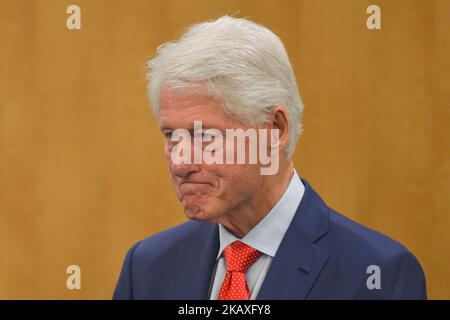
[{"left": 113, "top": 16, "right": 426, "bottom": 300}]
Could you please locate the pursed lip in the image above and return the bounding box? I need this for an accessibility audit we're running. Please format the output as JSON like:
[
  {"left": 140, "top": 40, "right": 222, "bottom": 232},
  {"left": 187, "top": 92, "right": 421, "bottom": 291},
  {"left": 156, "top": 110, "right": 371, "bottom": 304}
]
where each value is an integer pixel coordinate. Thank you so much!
[{"left": 180, "top": 181, "right": 210, "bottom": 186}]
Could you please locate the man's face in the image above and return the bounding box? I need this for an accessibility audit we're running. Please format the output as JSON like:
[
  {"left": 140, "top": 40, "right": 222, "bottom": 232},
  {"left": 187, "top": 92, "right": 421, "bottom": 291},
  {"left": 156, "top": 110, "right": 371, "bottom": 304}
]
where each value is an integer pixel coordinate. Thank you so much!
[{"left": 158, "top": 86, "right": 265, "bottom": 223}]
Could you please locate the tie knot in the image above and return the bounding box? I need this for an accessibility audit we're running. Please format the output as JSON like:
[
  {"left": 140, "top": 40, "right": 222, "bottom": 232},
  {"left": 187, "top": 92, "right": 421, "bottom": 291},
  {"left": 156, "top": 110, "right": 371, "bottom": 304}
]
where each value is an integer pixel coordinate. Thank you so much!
[{"left": 223, "top": 241, "right": 262, "bottom": 272}]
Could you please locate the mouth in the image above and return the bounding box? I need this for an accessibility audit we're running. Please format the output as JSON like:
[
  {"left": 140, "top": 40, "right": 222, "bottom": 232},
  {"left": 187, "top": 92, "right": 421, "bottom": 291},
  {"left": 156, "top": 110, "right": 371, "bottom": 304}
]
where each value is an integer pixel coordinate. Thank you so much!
[
  {"left": 180, "top": 181, "right": 210, "bottom": 187},
  {"left": 180, "top": 181, "right": 210, "bottom": 188},
  {"left": 179, "top": 180, "right": 214, "bottom": 195}
]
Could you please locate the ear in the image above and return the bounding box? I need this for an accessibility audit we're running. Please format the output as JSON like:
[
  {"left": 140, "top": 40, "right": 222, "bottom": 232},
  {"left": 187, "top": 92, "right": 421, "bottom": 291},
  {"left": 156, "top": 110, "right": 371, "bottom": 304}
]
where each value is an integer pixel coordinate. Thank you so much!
[{"left": 268, "top": 106, "right": 290, "bottom": 154}]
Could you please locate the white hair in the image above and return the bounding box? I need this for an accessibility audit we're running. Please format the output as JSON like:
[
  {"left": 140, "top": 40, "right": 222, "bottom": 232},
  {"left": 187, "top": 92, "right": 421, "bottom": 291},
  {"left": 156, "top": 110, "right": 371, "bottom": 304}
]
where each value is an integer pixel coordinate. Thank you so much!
[{"left": 147, "top": 15, "right": 304, "bottom": 158}]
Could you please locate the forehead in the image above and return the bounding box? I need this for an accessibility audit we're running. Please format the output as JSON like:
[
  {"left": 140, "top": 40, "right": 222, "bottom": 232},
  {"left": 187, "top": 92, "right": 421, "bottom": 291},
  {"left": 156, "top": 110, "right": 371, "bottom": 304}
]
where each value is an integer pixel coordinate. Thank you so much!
[{"left": 158, "top": 86, "right": 239, "bottom": 129}]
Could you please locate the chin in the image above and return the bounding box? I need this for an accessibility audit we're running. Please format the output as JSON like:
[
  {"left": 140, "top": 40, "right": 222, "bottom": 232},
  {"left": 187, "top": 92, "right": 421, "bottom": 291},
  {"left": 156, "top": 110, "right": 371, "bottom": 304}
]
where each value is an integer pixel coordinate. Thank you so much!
[
  {"left": 184, "top": 208, "right": 207, "bottom": 221},
  {"left": 183, "top": 205, "right": 217, "bottom": 222}
]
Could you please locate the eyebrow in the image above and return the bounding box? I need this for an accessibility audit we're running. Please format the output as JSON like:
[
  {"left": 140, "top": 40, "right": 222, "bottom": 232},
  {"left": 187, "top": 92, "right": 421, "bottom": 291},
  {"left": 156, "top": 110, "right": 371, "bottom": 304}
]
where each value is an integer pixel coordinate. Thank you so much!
[
  {"left": 159, "top": 124, "right": 171, "bottom": 131},
  {"left": 158, "top": 121, "right": 176, "bottom": 131},
  {"left": 159, "top": 121, "right": 218, "bottom": 132}
]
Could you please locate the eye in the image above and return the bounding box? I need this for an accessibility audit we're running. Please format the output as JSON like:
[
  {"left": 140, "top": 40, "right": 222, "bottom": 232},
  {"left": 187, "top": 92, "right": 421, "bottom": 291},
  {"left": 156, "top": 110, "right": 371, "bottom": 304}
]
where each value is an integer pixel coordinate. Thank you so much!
[
  {"left": 165, "top": 130, "right": 185, "bottom": 141},
  {"left": 202, "top": 132, "right": 214, "bottom": 140},
  {"left": 164, "top": 131, "right": 173, "bottom": 139}
]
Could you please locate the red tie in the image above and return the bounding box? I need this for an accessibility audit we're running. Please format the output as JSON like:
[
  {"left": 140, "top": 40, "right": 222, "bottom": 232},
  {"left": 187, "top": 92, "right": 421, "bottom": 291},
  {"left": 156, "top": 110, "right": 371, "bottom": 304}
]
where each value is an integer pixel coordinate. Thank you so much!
[{"left": 218, "top": 241, "right": 262, "bottom": 300}]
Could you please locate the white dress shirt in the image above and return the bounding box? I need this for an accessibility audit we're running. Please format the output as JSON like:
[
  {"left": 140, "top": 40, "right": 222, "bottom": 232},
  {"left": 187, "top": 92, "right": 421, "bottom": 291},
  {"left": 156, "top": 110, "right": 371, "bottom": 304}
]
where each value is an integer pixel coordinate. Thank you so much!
[{"left": 209, "top": 169, "right": 305, "bottom": 300}]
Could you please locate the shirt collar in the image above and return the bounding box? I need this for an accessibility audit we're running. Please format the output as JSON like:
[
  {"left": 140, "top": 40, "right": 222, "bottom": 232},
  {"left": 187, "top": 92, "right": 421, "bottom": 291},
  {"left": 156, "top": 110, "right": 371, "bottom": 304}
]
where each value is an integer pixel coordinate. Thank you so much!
[{"left": 217, "top": 169, "right": 305, "bottom": 259}]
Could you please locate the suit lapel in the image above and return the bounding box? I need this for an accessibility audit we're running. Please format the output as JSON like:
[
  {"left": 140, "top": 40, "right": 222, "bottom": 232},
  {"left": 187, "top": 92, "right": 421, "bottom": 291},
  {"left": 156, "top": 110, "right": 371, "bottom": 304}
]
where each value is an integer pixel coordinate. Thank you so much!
[
  {"left": 256, "top": 179, "right": 331, "bottom": 300},
  {"left": 174, "top": 222, "right": 219, "bottom": 299}
]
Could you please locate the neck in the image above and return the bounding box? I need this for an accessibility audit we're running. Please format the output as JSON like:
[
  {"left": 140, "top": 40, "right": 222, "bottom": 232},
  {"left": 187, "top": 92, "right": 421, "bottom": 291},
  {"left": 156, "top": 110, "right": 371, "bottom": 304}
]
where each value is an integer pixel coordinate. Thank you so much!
[{"left": 219, "top": 161, "right": 295, "bottom": 238}]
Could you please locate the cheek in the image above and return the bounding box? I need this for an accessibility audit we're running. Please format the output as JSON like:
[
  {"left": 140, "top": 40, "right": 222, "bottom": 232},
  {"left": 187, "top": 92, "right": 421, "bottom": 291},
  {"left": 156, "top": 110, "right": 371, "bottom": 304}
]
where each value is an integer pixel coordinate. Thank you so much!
[
  {"left": 164, "top": 147, "right": 172, "bottom": 164},
  {"left": 216, "top": 166, "right": 259, "bottom": 195},
  {"left": 165, "top": 149, "right": 177, "bottom": 181},
  {"left": 167, "top": 166, "right": 181, "bottom": 197}
]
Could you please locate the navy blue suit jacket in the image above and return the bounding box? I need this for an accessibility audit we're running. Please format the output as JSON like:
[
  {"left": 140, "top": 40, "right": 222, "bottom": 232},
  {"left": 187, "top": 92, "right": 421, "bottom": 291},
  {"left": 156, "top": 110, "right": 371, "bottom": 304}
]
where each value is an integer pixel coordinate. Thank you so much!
[{"left": 113, "top": 179, "right": 426, "bottom": 299}]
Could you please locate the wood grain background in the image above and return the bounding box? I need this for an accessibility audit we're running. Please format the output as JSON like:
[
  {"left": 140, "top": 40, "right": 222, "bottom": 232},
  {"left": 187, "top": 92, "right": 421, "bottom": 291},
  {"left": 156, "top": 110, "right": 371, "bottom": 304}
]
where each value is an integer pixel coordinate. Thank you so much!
[{"left": 1, "top": 0, "right": 449, "bottom": 299}]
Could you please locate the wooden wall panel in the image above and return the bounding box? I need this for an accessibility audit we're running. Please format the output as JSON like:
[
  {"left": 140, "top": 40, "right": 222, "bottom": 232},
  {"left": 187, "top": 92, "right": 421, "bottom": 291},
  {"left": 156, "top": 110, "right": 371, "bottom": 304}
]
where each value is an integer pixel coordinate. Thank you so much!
[{"left": 0, "top": 0, "right": 448, "bottom": 299}]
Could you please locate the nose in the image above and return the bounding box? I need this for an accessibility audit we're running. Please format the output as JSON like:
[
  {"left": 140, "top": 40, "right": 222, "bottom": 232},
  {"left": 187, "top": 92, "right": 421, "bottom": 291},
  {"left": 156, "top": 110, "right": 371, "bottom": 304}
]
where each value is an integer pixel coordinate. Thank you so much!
[{"left": 170, "top": 161, "right": 201, "bottom": 179}]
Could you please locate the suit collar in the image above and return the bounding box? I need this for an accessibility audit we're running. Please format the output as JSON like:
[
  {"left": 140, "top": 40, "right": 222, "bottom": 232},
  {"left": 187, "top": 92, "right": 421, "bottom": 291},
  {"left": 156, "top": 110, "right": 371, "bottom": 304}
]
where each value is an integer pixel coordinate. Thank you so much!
[
  {"left": 295, "top": 178, "right": 330, "bottom": 243},
  {"left": 256, "top": 178, "right": 330, "bottom": 299}
]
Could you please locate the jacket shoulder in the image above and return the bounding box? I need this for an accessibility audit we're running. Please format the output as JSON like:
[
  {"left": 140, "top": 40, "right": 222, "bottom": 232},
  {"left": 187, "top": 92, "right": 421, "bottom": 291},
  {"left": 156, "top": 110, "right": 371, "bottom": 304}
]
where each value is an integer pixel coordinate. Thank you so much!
[
  {"left": 321, "top": 209, "right": 426, "bottom": 299},
  {"left": 328, "top": 209, "right": 409, "bottom": 258},
  {"left": 133, "top": 220, "right": 206, "bottom": 259}
]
